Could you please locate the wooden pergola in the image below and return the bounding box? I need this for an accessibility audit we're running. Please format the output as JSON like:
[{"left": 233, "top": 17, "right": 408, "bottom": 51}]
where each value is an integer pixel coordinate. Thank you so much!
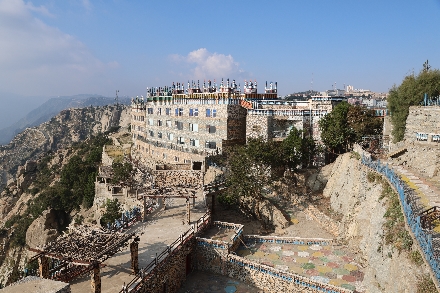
[{"left": 28, "top": 225, "right": 139, "bottom": 293}]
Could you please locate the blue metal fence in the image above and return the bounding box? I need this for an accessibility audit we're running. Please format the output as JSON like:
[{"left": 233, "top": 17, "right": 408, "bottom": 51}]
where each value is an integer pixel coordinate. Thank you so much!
[
  {"left": 361, "top": 155, "right": 440, "bottom": 281},
  {"left": 106, "top": 206, "right": 141, "bottom": 231}
]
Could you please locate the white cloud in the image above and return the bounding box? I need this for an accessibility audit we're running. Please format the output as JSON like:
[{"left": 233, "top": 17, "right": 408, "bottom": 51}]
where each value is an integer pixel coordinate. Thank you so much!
[
  {"left": 171, "top": 48, "right": 244, "bottom": 80},
  {"left": 0, "top": 0, "right": 116, "bottom": 96},
  {"left": 81, "top": 0, "right": 92, "bottom": 11}
]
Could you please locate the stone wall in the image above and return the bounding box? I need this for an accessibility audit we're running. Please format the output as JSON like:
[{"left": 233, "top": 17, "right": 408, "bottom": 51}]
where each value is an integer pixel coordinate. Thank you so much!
[
  {"left": 246, "top": 115, "right": 273, "bottom": 141},
  {"left": 194, "top": 240, "right": 351, "bottom": 293},
  {"left": 135, "top": 238, "right": 194, "bottom": 293},
  {"left": 404, "top": 106, "right": 440, "bottom": 143},
  {"left": 132, "top": 141, "right": 207, "bottom": 170},
  {"left": 390, "top": 106, "right": 440, "bottom": 177},
  {"left": 152, "top": 170, "right": 203, "bottom": 189}
]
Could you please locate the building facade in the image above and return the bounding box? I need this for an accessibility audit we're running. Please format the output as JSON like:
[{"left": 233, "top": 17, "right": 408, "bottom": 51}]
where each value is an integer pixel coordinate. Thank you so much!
[{"left": 131, "top": 79, "right": 342, "bottom": 170}]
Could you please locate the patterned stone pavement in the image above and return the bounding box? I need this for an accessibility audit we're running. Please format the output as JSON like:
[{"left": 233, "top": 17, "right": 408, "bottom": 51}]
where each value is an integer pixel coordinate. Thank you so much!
[
  {"left": 390, "top": 163, "right": 440, "bottom": 232},
  {"left": 392, "top": 164, "right": 440, "bottom": 208},
  {"left": 177, "top": 271, "right": 260, "bottom": 293},
  {"left": 236, "top": 242, "right": 364, "bottom": 292}
]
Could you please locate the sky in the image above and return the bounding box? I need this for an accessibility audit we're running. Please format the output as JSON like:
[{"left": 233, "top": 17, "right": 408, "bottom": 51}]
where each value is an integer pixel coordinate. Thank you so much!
[{"left": 1, "top": 0, "right": 440, "bottom": 100}]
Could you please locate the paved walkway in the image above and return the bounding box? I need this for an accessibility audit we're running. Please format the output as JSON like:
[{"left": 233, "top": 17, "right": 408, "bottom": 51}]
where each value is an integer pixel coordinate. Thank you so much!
[
  {"left": 236, "top": 242, "right": 364, "bottom": 292},
  {"left": 390, "top": 163, "right": 440, "bottom": 208},
  {"left": 70, "top": 197, "right": 207, "bottom": 293}
]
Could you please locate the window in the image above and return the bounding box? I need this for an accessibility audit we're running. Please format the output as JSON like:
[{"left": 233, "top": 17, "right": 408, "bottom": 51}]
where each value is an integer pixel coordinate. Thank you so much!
[
  {"left": 148, "top": 119, "right": 154, "bottom": 126},
  {"left": 157, "top": 120, "right": 163, "bottom": 126},
  {"left": 167, "top": 133, "right": 174, "bottom": 140},
  {"left": 206, "top": 109, "right": 217, "bottom": 117},
  {"left": 205, "top": 141, "right": 216, "bottom": 149},
  {"left": 252, "top": 125, "right": 261, "bottom": 132},
  {"left": 166, "top": 120, "right": 172, "bottom": 127},
  {"left": 158, "top": 132, "right": 162, "bottom": 139},
  {"left": 175, "top": 108, "right": 183, "bottom": 116},
  {"left": 149, "top": 130, "right": 154, "bottom": 137},
  {"left": 174, "top": 156, "right": 179, "bottom": 162},
  {"left": 177, "top": 137, "right": 185, "bottom": 144},
  {"left": 184, "top": 159, "right": 191, "bottom": 164},
  {"left": 175, "top": 121, "right": 183, "bottom": 130},
  {"left": 206, "top": 125, "right": 216, "bottom": 133},
  {"left": 189, "top": 123, "right": 198, "bottom": 132},
  {"left": 158, "top": 108, "right": 162, "bottom": 115},
  {"left": 163, "top": 153, "right": 167, "bottom": 159},
  {"left": 190, "top": 139, "right": 200, "bottom": 147},
  {"left": 166, "top": 108, "right": 171, "bottom": 115},
  {"left": 189, "top": 108, "right": 199, "bottom": 116},
  {"left": 147, "top": 108, "right": 154, "bottom": 114}
]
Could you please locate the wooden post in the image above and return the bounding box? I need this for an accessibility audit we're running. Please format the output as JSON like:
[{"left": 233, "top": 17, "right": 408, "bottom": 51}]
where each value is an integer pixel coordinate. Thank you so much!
[
  {"left": 130, "top": 238, "right": 139, "bottom": 274},
  {"left": 186, "top": 200, "right": 191, "bottom": 224},
  {"left": 143, "top": 196, "right": 147, "bottom": 222},
  {"left": 38, "top": 256, "right": 49, "bottom": 279},
  {"left": 211, "top": 193, "right": 215, "bottom": 214},
  {"left": 91, "top": 262, "right": 101, "bottom": 293}
]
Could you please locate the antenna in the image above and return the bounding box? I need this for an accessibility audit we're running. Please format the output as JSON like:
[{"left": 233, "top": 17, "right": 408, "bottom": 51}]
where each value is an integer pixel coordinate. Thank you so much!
[{"left": 311, "top": 73, "right": 314, "bottom": 93}]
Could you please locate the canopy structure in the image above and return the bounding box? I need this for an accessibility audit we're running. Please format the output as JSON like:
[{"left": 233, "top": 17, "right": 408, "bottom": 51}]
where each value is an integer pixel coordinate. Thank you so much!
[{"left": 29, "top": 225, "right": 136, "bottom": 284}]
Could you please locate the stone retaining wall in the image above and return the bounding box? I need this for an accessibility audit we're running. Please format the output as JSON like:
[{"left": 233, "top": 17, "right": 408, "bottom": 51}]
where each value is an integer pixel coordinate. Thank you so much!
[
  {"left": 193, "top": 244, "right": 352, "bottom": 293},
  {"left": 135, "top": 238, "right": 194, "bottom": 293},
  {"left": 152, "top": 170, "right": 203, "bottom": 188},
  {"left": 243, "top": 235, "right": 334, "bottom": 246},
  {"left": 390, "top": 106, "right": 440, "bottom": 177}
]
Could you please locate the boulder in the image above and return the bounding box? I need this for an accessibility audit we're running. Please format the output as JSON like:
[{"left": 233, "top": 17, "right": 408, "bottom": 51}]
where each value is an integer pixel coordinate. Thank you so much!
[
  {"left": 306, "top": 163, "right": 333, "bottom": 193},
  {"left": 26, "top": 210, "right": 60, "bottom": 249}
]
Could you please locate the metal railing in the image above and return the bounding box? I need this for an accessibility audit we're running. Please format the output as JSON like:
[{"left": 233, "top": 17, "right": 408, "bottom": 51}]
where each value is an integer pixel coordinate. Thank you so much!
[
  {"left": 361, "top": 155, "right": 440, "bottom": 282},
  {"left": 120, "top": 211, "right": 211, "bottom": 293}
]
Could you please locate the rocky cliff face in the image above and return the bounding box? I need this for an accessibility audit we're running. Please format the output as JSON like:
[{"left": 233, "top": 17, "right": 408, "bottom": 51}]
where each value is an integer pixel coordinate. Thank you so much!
[
  {"left": 0, "top": 104, "right": 130, "bottom": 191},
  {"left": 0, "top": 104, "right": 130, "bottom": 286},
  {"left": 322, "top": 153, "right": 430, "bottom": 293}
]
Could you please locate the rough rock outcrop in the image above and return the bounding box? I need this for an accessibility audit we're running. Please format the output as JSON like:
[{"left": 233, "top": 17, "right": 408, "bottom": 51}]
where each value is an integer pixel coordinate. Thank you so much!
[
  {"left": 0, "top": 105, "right": 130, "bottom": 191},
  {"left": 306, "top": 164, "right": 333, "bottom": 193},
  {"left": 239, "top": 195, "right": 289, "bottom": 233},
  {"left": 323, "top": 153, "right": 430, "bottom": 293},
  {"left": 26, "top": 210, "right": 60, "bottom": 249}
]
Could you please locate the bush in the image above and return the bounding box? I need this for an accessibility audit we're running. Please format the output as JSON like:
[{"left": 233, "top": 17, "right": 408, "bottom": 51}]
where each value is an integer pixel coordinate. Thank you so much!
[
  {"left": 417, "top": 274, "right": 437, "bottom": 293},
  {"left": 410, "top": 250, "right": 424, "bottom": 266}
]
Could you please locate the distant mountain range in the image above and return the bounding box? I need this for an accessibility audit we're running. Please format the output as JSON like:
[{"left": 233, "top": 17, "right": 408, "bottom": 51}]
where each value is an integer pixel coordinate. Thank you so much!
[{"left": 0, "top": 95, "right": 130, "bottom": 145}]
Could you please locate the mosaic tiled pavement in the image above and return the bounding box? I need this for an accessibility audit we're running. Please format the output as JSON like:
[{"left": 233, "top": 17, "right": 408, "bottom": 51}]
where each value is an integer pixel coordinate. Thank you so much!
[
  {"left": 177, "top": 271, "right": 260, "bottom": 293},
  {"left": 236, "top": 242, "right": 364, "bottom": 292},
  {"left": 389, "top": 163, "right": 440, "bottom": 232}
]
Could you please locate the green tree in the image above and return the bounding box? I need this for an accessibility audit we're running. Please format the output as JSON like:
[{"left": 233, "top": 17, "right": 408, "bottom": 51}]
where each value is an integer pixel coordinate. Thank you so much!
[
  {"left": 100, "top": 199, "right": 122, "bottom": 226},
  {"left": 319, "top": 102, "right": 382, "bottom": 154},
  {"left": 319, "top": 101, "right": 352, "bottom": 154},
  {"left": 222, "top": 132, "right": 315, "bottom": 205},
  {"left": 388, "top": 69, "right": 440, "bottom": 142},
  {"left": 111, "top": 161, "right": 133, "bottom": 184},
  {"left": 282, "top": 127, "right": 316, "bottom": 169},
  {"left": 347, "top": 105, "right": 383, "bottom": 142}
]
